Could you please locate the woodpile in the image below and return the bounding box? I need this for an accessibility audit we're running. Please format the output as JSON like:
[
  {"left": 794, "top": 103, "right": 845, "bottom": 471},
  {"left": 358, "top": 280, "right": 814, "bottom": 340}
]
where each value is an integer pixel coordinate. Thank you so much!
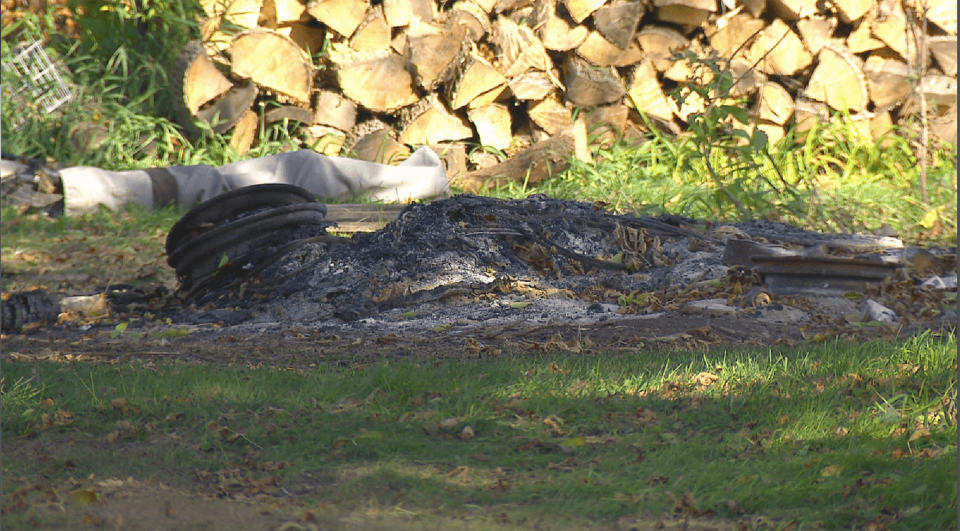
[{"left": 176, "top": 0, "right": 958, "bottom": 187}]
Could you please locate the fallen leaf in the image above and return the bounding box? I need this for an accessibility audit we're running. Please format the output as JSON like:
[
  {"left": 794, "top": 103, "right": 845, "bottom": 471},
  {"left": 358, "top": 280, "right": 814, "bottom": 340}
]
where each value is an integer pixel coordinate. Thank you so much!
[
  {"left": 458, "top": 425, "right": 476, "bottom": 440},
  {"left": 694, "top": 372, "right": 719, "bottom": 387},
  {"left": 820, "top": 465, "right": 842, "bottom": 477},
  {"left": 71, "top": 488, "right": 101, "bottom": 505},
  {"left": 908, "top": 426, "right": 931, "bottom": 442},
  {"left": 835, "top": 426, "right": 848, "bottom": 438},
  {"left": 111, "top": 398, "right": 129, "bottom": 415}
]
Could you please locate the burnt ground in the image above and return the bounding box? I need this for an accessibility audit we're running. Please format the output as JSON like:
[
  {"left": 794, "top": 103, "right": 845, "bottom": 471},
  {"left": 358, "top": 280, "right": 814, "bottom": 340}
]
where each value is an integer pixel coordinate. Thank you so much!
[{"left": 3, "top": 195, "right": 956, "bottom": 366}]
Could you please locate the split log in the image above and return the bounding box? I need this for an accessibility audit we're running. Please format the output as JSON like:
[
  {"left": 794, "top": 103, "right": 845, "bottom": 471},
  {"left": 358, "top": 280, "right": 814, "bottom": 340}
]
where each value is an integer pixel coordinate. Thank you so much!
[
  {"left": 729, "top": 57, "right": 767, "bottom": 96},
  {"left": 306, "top": 0, "right": 368, "bottom": 37},
  {"left": 563, "top": 57, "right": 626, "bottom": 106},
  {"left": 706, "top": 12, "right": 765, "bottom": 59},
  {"left": 201, "top": 0, "right": 263, "bottom": 51},
  {"left": 871, "top": 0, "right": 915, "bottom": 63},
  {"left": 195, "top": 83, "right": 259, "bottom": 133},
  {"left": 350, "top": 6, "right": 391, "bottom": 52},
  {"left": 675, "top": 89, "right": 706, "bottom": 122},
  {"left": 313, "top": 90, "right": 358, "bottom": 131},
  {"left": 490, "top": 15, "right": 555, "bottom": 79},
  {"left": 434, "top": 143, "right": 468, "bottom": 183},
  {"left": 535, "top": 0, "right": 588, "bottom": 51},
  {"left": 766, "top": 0, "right": 816, "bottom": 20},
  {"left": 637, "top": 27, "right": 689, "bottom": 72},
  {"left": 582, "top": 104, "right": 628, "bottom": 146},
  {"left": 868, "top": 109, "right": 893, "bottom": 141},
  {"left": 847, "top": 17, "right": 885, "bottom": 54},
  {"left": 334, "top": 50, "right": 420, "bottom": 112},
  {"left": 745, "top": 18, "right": 813, "bottom": 76},
  {"left": 261, "top": 0, "right": 307, "bottom": 25},
  {"left": 178, "top": 41, "right": 235, "bottom": 115},
  {"left": 755, "top": 81, "right": 794, "bottom": 125},
  {"left": 795, "top": 16, "right": 835, "bottom": 55},
  {"left": 229, "top": 110, "right": 259, "bottom": 155},
  {"left": 803, "top": 44, "right": 868, "bottom": 112},
  {"left": 304, "top": 125, "right": 347, "bottom": 155},
  {"left": 928, "top": 36, "right": 957, "bottom": 77},
  {"left": 230, "top": 31, "right": 313, "bottom": 104},
  {"left": 653, "top": 0, "right": 716, "bottom": 28},
  {"left": 663, "top": 41, "right": 714, "bottom": 84},
  {"left": 627, "top": 59, "right": 679, "bottom": 122},
  {"left": 398, "top": 96, "right": 474, "bottom": 145},
  {"left": 793, "top": 97, "right": 828, "bottom": 136},
  {"left": 741, "top": 0, "right": 765, "bottom": 17},
  {"left": 835, "top": 0, "right": 872, "bottom": 23},
  {"left": 863, "top": 55, "right": 912, "bottom": 108},
  {"left": 350, "top": 129, "right": 411, "bottom": 162},
  {"left": 592, "top": 2, "right": 644, "bottom": 49},
  {"left": 923, "top": 0, "right": 957, "bottom": 35},
  {"left": 468, "top": 103, "right": 513, "bottom": 150},
  {"left": 455, "top": 124, "right": 585, "bottom": 192},
  {"left": 563, "top": 0, "right": 606, "bottom": 24},
  {"left": 406, "top": 24, "right": 469, "bottom": 90},
  {"left": 929, "top": 106, "right": 957, "bottom": 146},
  {"left": 757, "top": 121, "right": 785, "bottom": 145},
  {"left": 576, "top": 31, "right": 644, "bottom": 67},
  {"left": 901, "top": 74, "right": 958, "bottom": 115},
  {"left": 383, "top": 0, "right": 436, "bottom": 26},
  {"left": 446, "top": 51, "right": 508, "bottom": 109},
  {"left": 508, "top": 72, "right": 555, "bottom": 100},
  {"left": 449, "top": 1, "right": 492, "bottom": 40},
  {"left": 264, "top": 105, "right": 314, "bottom": 124},
  {"left": 528, "top": 95, "right": 572, "bottom": 134}
]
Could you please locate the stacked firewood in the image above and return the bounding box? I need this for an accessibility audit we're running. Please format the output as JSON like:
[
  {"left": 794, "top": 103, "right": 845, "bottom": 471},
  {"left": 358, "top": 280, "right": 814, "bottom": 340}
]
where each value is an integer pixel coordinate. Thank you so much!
[{"left": 178, "top": 0, "right": 957, "bottom": 186}]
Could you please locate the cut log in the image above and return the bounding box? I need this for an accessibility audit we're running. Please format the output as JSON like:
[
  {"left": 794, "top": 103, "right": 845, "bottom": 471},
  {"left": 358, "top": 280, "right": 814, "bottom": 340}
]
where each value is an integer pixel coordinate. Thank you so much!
[
  {"left": 262, "top": 0, "right": 307, "bottom": 25},
  {"left": 528, "top": 95, "right": 573, "bottom": 134},
  {"left": 729, "top": 57, "right": 767, "bottom": 96},
  {"left": 835, "top": 0, "right": 872, "bottom": 23},
  {"left": 742, "top": 0, "right": 765, "bottom": 17},
  {"left": 655, "top": 3, "right": 711, "bottom": 28},
  {"left": 229, "top": 110, "right": 259, "bottom": 155},
  {"left": 231, "top": 30, "right": 313, "bottom": 104},
  {"left": 535, "top": 0, "right": 589, "bottom": 51},
  {"left": 795, "top": 16, "right": 834, "bottom": 55},
  {"left": 803, "top": 44, "right": 868, "bottom": 112},
  {"left": 582, "top": 104, "right": 628, "bottom": 146},
  {"left": 766, "top": 0, "right": 816, "bottom": 20},
  {"left": 868, "top": 109, "right": 893, "bottom": 141},
  {"left": 179, "top": 42, "right": 235, "bottom": 115},
  {"left": 902, "top": 74, "right": 959, "bottom": 115},
  {"left": 745, "top": 18, "right": 812, "bottom": 76},
  {"left": 663, "top": 41, "right": 715, "bottom": 84},
  {"left": 398, "top": 96, "right": 474, "bottom": 145},
  {"left": 350, "top": 128, "right": 411, "bottom": 162},
  {"left": 383, "top": 0, "right": 436, "bottom": 26},
  {"left": 350, "top": 6, "right": 391, "bottom": 52},
  {"left": 923, "top": 0, "right": 957, "bottom": 35},
  {"left": 871, "top": 0, "right": 915, "bottom": 63},
  {"left": 563, "top": 0, "right": 607, "bottom": 23},
  {"left": 627, "top": 59, "right": 679, "bottom": 122},
  {"left": 706, "top": 12, "right": 765, "bottom": 59},
  {"left": 928, "top": 36, "right": 957, "bottom": 77},
  {"left": 508, "top": 71, "right": 555, "bottom": 100},
  {"left": 929, "top": 105, "right": 957, "bottom": 146},
  {"left": 447, "top": 51, "right": 508, "bottom": 109},
  {"left": 755, "top": 81, "right": 794, "bottom": 125},
  {"left": 434, "top": 143, "right": 468, "bottom": 183},
  {"left": 756, "top": 121, "right": 785, "bottom": 145},
  {"left": 195, "top": 82, "right": 259, "bottom": 133},
  {"left": 637, "top": 27, "right": 689, "bottom": 72},
  {"left": 306, "top": 0, "right": 368, "bottom": 37},
  {"left": 455, "top": 125, "right": 582, "bottom": 192},
  {"left": 491, "top": 15, "right": 555, "bottom": 79},
  {"left": 592, "top": 2, "right": 645, "bottom": 49},
  {"left": 563, "top": 57, "right": 626, "bottom": 106},
  {"left": 675, "top": 88, "right": 706, "bottom": 122},
  {"left": 449, "top": 1, "right": 492, "bottom": 40},
  {"left": 406, "top": 24, "right": 469, "bottom": 90},
  {"left": 264, "top": 105, "right": 314, "bottom": 125},
  {"left": 863, "top": 55, "right": 912, "bottom": 109},
  {"left": 314, "top": 90, "right": 358, "bottom": 130},
  {"left": 468, "top": 103, "right": 513, "bottom": 150},
  {"left": 306, "top": 126, "right": 346, "bottom": 156},
  {"left": 576, "top": 31, "right": 644, "bottom": 67},
  {"left": 847, "top": 17, "right": 885, "bottom": 54},
  {"left": 201, "top": 0, "right": 264, "bottom": 52},
  {"left": 335, "top": 51, "right": 420, "bottom": 112}
]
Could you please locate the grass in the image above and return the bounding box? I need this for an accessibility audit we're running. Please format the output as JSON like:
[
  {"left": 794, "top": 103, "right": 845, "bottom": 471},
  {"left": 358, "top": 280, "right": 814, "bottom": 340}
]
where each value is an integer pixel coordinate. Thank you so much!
[{"left": 2, "top": 333, "right": 956, "bottom": 528}]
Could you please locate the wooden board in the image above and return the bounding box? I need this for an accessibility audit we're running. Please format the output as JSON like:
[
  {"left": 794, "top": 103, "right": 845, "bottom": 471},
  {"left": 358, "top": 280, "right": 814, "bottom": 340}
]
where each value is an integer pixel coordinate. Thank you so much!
[
  {"left": 803, "top": 44, "right": 868, "bottom": 112},
  {"left": 592, "top": 1, "right": 644, "bottom": 49},
  {"left": 306, "top": 0, "right": 368, "bottom": 37},
  {"left": 468, "top": 103, "right": 513, "bottom": 150},
  {"left": 230, "top": 30, "right": 313, "bottom": 104},
  {"left": 563, "top": 57, "right": 626, "bottom": 106}
]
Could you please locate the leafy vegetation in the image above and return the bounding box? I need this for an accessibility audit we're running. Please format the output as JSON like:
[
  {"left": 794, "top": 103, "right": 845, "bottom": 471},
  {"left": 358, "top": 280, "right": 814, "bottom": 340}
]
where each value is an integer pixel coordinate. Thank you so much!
[{"left": 2, "top": 333, "right": 956, "bottom": 528}]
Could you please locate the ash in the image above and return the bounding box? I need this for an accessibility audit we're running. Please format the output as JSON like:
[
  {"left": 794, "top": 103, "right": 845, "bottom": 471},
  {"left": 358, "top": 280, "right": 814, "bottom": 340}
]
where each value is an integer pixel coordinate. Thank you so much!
[{"left": 194, "top": 195, "right": 727, "bottom": 329}]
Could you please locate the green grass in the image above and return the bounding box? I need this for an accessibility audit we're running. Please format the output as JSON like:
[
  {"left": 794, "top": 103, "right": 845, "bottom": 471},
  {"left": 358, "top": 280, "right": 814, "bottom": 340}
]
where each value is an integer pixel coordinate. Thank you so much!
[{"left": 3, "top": 333, "right": 956, "bottom": 528}]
